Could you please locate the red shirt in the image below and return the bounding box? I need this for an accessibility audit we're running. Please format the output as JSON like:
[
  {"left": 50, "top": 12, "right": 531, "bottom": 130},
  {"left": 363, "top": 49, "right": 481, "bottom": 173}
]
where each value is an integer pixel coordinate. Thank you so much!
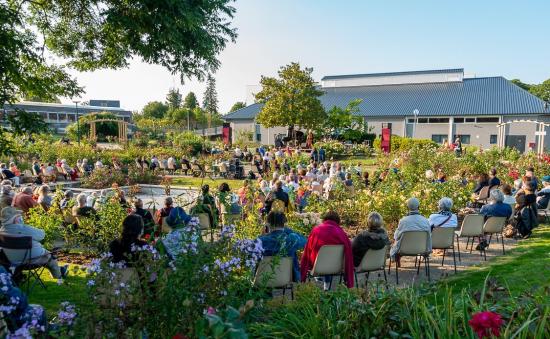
[
  {"left": 12, "top": 193, "right": 38, "bottom": 214},
  {"left": 300, "top": 220, "right": 354, "bottom": 287}
]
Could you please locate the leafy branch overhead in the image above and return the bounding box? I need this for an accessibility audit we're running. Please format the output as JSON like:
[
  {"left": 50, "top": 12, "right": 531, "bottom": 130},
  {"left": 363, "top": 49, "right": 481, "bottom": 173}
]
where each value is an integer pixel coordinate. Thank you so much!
[
  {"left": 255, "top": 62, "right": 326, "bottom": 130},
  {"left": 0, "top": 0, "right": 237, "bottom": 107}
]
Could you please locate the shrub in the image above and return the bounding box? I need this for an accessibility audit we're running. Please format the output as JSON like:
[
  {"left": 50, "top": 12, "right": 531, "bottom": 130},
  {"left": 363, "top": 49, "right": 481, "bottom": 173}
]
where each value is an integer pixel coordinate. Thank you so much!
[{"left": 373, "top": 135, "right": 437, "bottom": 152}]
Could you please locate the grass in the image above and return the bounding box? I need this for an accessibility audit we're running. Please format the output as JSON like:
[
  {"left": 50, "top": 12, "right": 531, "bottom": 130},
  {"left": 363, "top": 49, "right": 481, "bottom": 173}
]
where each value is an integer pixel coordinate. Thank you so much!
[
  {"left": 171, "top": 176, "right": 245, "bottom": 190},
  {"left": 27, "top": 264, "right": 88, "bottom": 316},
  {"left": 442, "top": 224, "right": 550, "bottom": 295}
]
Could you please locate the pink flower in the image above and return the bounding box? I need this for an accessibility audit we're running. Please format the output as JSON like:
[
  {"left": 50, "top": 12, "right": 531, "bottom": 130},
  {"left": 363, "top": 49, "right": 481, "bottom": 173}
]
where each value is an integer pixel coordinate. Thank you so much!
[
  {"left": 207, "top": 306, "right": 216, "bottom": 315},
  {"left": 468, "top": 311, "right": 504, "bottom": 338}
]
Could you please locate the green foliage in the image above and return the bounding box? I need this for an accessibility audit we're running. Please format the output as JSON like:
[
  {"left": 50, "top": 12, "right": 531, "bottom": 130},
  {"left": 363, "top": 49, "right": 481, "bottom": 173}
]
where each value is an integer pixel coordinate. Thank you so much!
[
  {"left": 172, "top": 131, "right": 211, "bottom": 155},
  {"left": 65, "top": 111, "right": 120, "bottom": 142},
  {"left": 373, "top": 135, "right": 438, "bottom": 152},
  {"left": 141, "top": 101, "right": 169, "bottom": 119},
  {"left": 6, "top": 110, "right": 49, "bottom": 136},
  {"left": 321, "top": 99, "right": 367, "bottom": 139},
  {"left": 229, "top": 101, "right": 247, "bottom": 113},
  {"left": 0, "top": 129, "right": 14, "bottom": 156},
  {"left": 313, "top": 141, "right": 374, "bottom": 158},
  {"left": 184, "top": 92, "right": 199, "bottom": 110},
  {"left": 529, "top": 78, "right": 550, "bottom": 102},
  {"left": 27, "top": 0, "right": 237, "bottom": 81},
  {"left": 25, "top": 191, "right": 65, "bottom": 249},
  {"left": 510, "top": 79, "right": 532, "bottom": 91},
  {"left": 255, "top": 62, "right": 326, "bottom": 130},
  {"left": 165, "top": 88, "right": 182, "bottom": 111},
  {"left": 68, "top": 199, "right": 126, "bottom": 255},
  {"left": 203, "top": 74, "right": 220, "bottom": 128},
  {"left": 0, "top": 2, "right": 82, "bottom": 107}
]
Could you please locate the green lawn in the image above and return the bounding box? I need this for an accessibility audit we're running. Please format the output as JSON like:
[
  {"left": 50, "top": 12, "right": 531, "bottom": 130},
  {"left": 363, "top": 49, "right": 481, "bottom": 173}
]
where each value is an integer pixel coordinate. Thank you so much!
[
  {"left": 171, "top": 176, "right": 245, "bottom": 190},
  {"left": 27, "top": 264, "right": 88, "bottom": 316},
  {"left": 442, "top": 225, "right": 550, "bottom": 295}
]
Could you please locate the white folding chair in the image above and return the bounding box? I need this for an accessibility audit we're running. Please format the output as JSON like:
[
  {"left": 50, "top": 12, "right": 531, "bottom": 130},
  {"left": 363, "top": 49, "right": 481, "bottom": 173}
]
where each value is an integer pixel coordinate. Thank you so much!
[
  {"left": 455, "top": 214, "right": 485, "bottom": 261},
  {"left": 254, "top": 256, "right": 294, "bottom": 299},
  {"left": 388, "top": 231, "right": 431, "bottom": 284},
  {"left": 483, "top": 216, "right": 508, "bottom": 255},
  {"left": 354, "top": 246, "right": 388, "bottom": 288},
  {"left": 431, "top": 227, "right": 457, "bottom": 273},
  {"left": 307, "top": 245, "right": 345, "bottom": 290}
]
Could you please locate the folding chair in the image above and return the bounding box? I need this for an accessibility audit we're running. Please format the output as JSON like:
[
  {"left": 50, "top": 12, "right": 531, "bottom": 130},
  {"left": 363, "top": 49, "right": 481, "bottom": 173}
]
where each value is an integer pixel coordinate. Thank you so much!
[
  {"left": 537, "top": 203, "right": 550, "bottom": 223},
  {"left": 307, "top": 245, "right": 345, "bottom": 290},
  {"left": 483, "top": 216, "right": 508, "bottom": 255},
  {"left": 254, "top": 256, "right": 294, "bottom": 299},
  {"left": 196, "top": 213, "right": 214, "bottom": 242},
  {"left": 455, "top": 214, "right": 486, "bottom": 261},
  {"left": 431, "top": 227, "right": 457, "bottom": 273},
  {"left": 0, "top": 234, "right": 47, "bottom": 293},
  {"left": 476, "top": 186, "right": 491, "bottom": 205},
  {"left": 388, "top": 231, "right": 431, "bottom": 284},
  {"left": 354, "top": 246, "right": 388, "bottom": 288}
]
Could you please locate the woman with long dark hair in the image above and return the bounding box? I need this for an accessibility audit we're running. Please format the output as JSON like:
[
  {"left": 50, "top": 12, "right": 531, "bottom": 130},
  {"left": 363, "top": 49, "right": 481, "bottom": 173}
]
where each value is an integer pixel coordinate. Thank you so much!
[{"left": 109, "top": 214, "right": 147, "bottom": 264}]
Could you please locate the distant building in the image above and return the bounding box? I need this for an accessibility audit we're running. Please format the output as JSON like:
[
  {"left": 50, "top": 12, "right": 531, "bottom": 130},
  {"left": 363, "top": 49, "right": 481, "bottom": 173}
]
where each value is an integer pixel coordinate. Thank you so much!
[
  {"left": 224, "top": 68, "right": 550, "bottom": 152},
  {"left": 2, "top": 100, "right": 132, "bottom": 134}
]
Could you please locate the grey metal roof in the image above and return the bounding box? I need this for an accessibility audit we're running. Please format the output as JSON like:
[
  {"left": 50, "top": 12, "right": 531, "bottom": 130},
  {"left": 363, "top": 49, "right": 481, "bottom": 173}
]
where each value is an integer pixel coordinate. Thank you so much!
[
  {"left": 321, "top": 68, "right": 464, "bottom": 81},
  {"left": 3, "top": 101, "right": 132, "bottom": 116},
  {"left": 224, "top": 77, "right": 549, "bottom": 121}
]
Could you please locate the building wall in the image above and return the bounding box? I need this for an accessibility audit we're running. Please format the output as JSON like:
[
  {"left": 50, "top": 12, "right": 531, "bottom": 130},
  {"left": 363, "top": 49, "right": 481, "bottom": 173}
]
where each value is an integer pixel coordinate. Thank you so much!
[
  {"left": 229, "top": 120, "right": 295, "bottom": 145},
  {"left": 364, "top": 117, "right": 406, "bottom": 137}
]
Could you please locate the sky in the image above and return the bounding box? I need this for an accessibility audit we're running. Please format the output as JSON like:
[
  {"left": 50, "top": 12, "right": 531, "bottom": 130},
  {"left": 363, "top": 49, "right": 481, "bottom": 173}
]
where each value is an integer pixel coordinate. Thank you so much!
[{"left": 62, "top": 0, "right": 550, "bottom": 113}]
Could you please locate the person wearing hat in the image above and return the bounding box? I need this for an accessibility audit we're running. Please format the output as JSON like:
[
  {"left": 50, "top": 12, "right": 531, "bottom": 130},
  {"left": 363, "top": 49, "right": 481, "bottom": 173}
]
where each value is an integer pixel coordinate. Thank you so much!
[
  {"left": 390, "top": 197, "right": 432, "bottom": 260},
  {"left": 536, "top": 175, "right": 550, "bottom": 209},
  {"left": 0, "top": 206, "right": 68, "bottom": 279}
]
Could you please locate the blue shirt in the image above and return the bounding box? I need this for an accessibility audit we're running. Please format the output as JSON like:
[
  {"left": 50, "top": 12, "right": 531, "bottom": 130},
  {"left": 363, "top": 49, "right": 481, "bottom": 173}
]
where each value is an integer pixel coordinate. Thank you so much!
[
  {"left": 166, "top": 207, "right": 192, "bottom": 227},
  {"left": 258, "top": 228, "right": 307, "bottom": 281},
  {"left": 480, "top": 202, "right": 512, "bottom": 218}
]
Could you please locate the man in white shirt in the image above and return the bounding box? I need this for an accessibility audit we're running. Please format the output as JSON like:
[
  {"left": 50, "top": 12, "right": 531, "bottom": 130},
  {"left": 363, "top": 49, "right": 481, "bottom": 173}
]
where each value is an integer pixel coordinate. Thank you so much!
[
  {"left": 390, "top": 198, "right": 432, "bottom": 258},
  {"left": 428, "top": 197, "right": 458, "bottom": 228}
]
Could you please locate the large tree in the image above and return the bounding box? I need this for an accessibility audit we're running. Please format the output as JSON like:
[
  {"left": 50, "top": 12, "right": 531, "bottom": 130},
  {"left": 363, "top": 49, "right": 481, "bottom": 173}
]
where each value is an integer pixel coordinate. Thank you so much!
[
  {"left": 202, "top": 74, "right": 219, "bottom": 128},
  {"left": 511, "top": 79, "right": 532, "bottom": 91},
  {"left": 184, "top": 92, "right": 199, "bottom": 109},
  {"left": 229, "top": 101, "right": 246, "bottom": 113},
  {"left": 255, "top": 62, "right": 326, "bottom": 131},
  {"left": 0, "top": 0, "right": 237, "bottom": 107},
  {"left": 142, "top": 101, "right": 169, "bottom": 119},
  {"left": 530, "top": 79, "right": 550, "bottom": 102},
  {"left": 7, "top": 111, "right": 49, "bottom": 135},
  {"left": 165, "top": 88, "right": 182, "bottom": 111}
]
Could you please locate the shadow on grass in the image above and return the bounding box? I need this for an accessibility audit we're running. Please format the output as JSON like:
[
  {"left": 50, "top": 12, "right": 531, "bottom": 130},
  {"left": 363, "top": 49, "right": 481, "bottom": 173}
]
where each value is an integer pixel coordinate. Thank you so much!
[
  {"left": 442, "top": 225, "right": 550, "bottom": 295},
  {"left": 27, "top": 264, "right": 88, "bottom": 316}
]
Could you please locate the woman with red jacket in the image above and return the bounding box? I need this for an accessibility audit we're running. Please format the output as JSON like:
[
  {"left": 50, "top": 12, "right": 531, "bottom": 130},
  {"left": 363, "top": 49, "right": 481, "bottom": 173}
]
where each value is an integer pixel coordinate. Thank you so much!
[{"left": 300, "top": 211, "right": 354, "bottom": 289}]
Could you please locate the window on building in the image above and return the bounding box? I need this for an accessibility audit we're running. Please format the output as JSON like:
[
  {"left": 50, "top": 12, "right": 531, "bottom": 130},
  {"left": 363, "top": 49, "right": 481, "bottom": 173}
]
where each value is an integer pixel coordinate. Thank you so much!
[
  {"left": 417, "top": 118, "right": 428, "bottom": 123},
  {"left": 428, "top": 117, "right": 449, "bottom": 123},
  {"left": 407, "top": 118, "right": 415, "bottom": 123},
  {"left": 432, "top": 134, "right": 448, "bottom": 143},
  {"left": 454, "top": 118, "right": 464, "bottom": 123},
  {"left": 490, "top": 135, "right": 498, "bottom": 144},
  {"left": 476, "top": 117, "right": 499, "bottom": 123},
  {"left": 454, "top": 134, "right": 471, "bottom": 144},
  {"left": 465, "top": 117, "right": 476, "bottom": 123},
  {"left": 68, "top": 114, "right": 76, "bottom": 122}
]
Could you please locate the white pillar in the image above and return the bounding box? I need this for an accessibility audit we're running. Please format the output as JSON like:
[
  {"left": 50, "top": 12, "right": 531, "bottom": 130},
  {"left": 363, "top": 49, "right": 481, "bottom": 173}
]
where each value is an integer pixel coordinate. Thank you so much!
[{"left": 448, "top": 117, "right": 454, "bottom": 144}]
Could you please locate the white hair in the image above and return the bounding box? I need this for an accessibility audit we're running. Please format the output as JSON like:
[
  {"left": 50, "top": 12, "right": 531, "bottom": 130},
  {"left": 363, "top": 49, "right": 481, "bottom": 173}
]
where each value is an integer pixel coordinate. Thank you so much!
[
  {"left": 438, "top": 197, "right": 453, "bottom": 211},
  {"left": 490, "top": 189, "right": 504, "bottom": 203},
  {"left": 76, "top": 193, "right": 87, "bottom": 207}
]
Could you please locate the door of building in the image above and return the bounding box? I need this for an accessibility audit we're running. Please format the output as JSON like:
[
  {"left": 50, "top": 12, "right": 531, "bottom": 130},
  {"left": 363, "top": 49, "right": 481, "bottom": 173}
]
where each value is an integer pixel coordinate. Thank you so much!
[{"left": 505, "top": 135, "right": 526, "bottom": 153}]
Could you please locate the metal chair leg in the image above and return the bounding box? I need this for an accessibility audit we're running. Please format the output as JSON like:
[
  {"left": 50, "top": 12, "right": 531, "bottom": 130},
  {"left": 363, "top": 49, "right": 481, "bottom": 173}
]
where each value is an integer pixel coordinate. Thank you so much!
[
  {"left": 290, "top": 285, "right": 294, "bottom": 300},
  {"left": 354, "top": 271, "right": 358, "bottom": 287},
  {"left": 441, "top": 249, "right": 446, "bottom": 266},
  {"left": 456, "top": 234, "right": 462, "bottom": 262},
  {"left": 501, "top": 235, "right": 505, "bottom": 255},
  {"left": 426, "top": 256, "right": 431, "bottom": 281},
  {"left": 383, "top": 268, "right": 388, "bottom": 283},
  {"left": 395, "top": 258, "right": 399, "bottom": 285},
  {"left": 452, "top": 246, "right": 457, "bottom": 273}
]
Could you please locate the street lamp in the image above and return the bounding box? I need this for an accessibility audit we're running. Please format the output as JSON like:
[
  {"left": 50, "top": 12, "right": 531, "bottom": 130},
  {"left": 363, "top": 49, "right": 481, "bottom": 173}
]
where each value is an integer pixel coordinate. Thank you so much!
[
  {"left": 413, "top": 109, "right": 419, "bottom": 139},
  {"left": 73, "top": 100, "right": 80, "bottom": 145}
]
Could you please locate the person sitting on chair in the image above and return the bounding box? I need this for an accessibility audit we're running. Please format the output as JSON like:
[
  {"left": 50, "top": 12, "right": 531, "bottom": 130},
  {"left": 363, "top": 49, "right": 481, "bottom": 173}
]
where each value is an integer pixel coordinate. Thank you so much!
[
  {"left": 109, "top": 214, "right": 147, "bottom": 264},
  {"left": 390, "top": 198, "right": 431, "bottom": 264},
  {"left": 264, "top": 181, "right": 289, "bottom": 214},
  {"left": 536, "top": 176, "right": 550, "bottom": 209},
  {"left": 191, "top": 185, "right": 219, "bottom": 228},
  {"left": 351, "top": 212, "right": 390, "bottom": 267},
  {"left": 300, "top": 211, "right": 354, "bottom": 289},
  {"left": 155, "top": 197, "right": 174, "bottom": 226},
  {"left": 0, "top": 206, "right": 68, "bottom": 279},
  {"left": 132, "top": 198, "right": 154, "bottom": 234},
  {"left": 428, "top": 197, "right": 458, "bottom": 229},
  {"left": 12, "top": 187, "right": 38, "bottom": 215}
]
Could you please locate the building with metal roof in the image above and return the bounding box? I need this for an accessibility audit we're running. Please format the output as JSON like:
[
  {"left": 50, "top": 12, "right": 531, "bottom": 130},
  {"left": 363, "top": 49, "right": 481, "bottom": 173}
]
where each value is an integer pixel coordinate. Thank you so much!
[
  {"left": 224, "top": 68, "right": 550, "bottom": 152},
  {"left": 2, "top": 100, "right": 132, "bottom": 134}
]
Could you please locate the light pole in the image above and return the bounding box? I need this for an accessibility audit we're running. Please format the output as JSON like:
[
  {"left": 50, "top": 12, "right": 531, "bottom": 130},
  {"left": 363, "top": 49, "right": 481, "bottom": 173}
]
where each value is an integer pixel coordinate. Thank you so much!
[
  {"left": 73, "top": 100, "right": 80, "bottom": 145},
  {"left": 413, "top": 109, "right": 419, "bottom": 139}
]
